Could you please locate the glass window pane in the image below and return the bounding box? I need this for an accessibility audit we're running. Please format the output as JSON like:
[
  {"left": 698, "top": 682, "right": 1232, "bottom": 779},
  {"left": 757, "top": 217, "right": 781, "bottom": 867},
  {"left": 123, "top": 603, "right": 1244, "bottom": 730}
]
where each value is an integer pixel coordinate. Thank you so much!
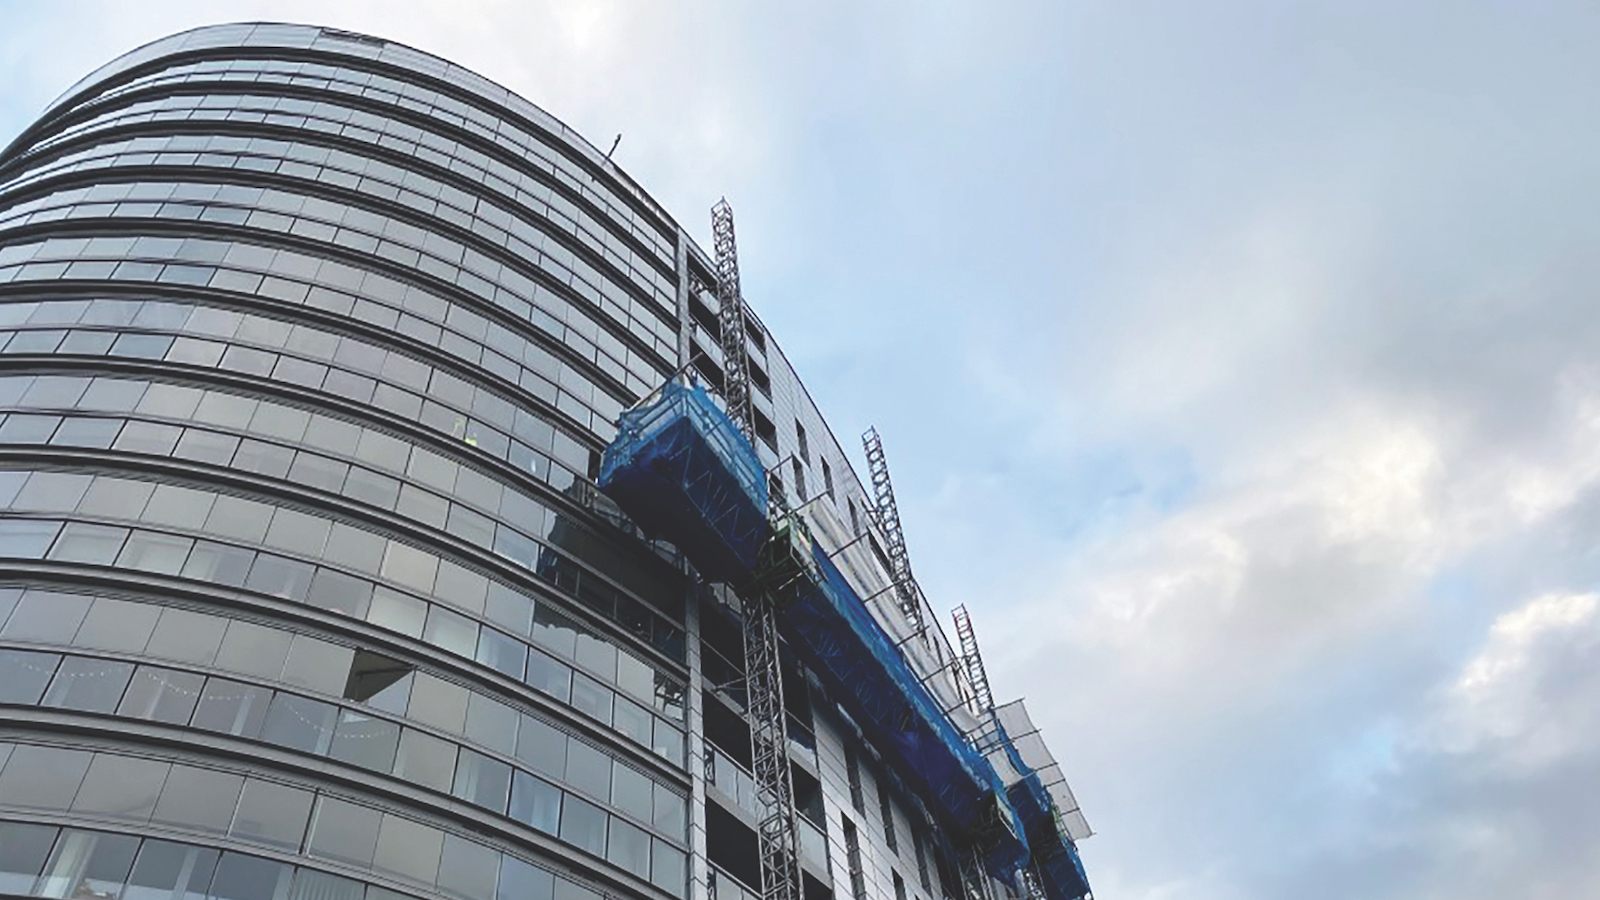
[
  {"left": 0, "top": 744, "right": 91, "bottom": 809},
  {"left": 653, "top": 721, "right": 684, "bottom": 768},
  {"left": 210, "top": 852, "right": 293, "bottom": 900},
  {"left": 77, "top": 475, "right": 154, "bottom": 519},
  {"left": 434, "top": 561, "right": 488, "bottom": 615},
  {"left": 475, "top": 627, "right": 526, "bottom": 680},
  {"left": 280, "top": 634, "right": 355, "bottom": 696},
  {"left": 558, "top": 795, "right": 607, "bottom": 856},
  {"left": 464, "top": 693, "right": 518, "bottom": 756},
  {"left": 367, "top": 586, "right": 426, "bottom": 638},
  {"left": 307, "top": 567, "right": 373, "bottom": 618},
  {"left": 230, "top": 778, "right": 314, "bottom": 851},
  {"left": 372, "top": 814, "right": 443, "bottom": 886},
  {"left": 381, "top": 540, "right": 437, "bottom": 593},
  {"left": 451, "top": 749, "right": 511, "bottom": 813},
  {"left": 329, "top": 710, "right": 401, "bottom": 772},
  {"left": 0, "top": 518, "right": 60, "bottom": 558},
  {"left": 140, "top": 484, "right": 216, "bottom": 530},
  {"left": 530, "top": 604, "right": 577, "bottom": 659},
  {"left": 509, "top": 770, "right": 561, "bottom": 835},
  {"left": 116, "top": 530, "right": 194, "bottom": 574},
  {"left": 73, "top": 596, "right": 161, "bottom": 652},
  {"left": 325, "top": 522, "right": 386, "bottom": 574},
  {"left": 181, "top": 540, "right": 256, "bottom": 587},
  {"left": 569, "top": 673, "right": 612, "bottom": 726},
  {"left": 51, "top": 416, "right": 122, "bottom": 449},
  {"left": 119, "top": 666, "right": 206, "bottom": 723},
  {"left": 13, "top": 471, "right": 91, "bottom": 511},
  {"left": 0, "top": 648, "right": 61, "bottom": 703},
  {"left": 151, "top": 765, "right": 245, "bottom": 834},
  {"left": 650, "top": 841, "right": 687, "bottom": 898},
  {"left": 654, "top": 783, "right": 686, "bottom": 836},
  {"left": 263, "top": 507, "right": 331, "bottom": 557},
  {"left": 437, "top": 834, "right": 499, "bottom": 900},
  {"left": 606, "top": 817, "right": 649, "bottom": 878},
  {"left": 244, "top": 553, "right": 316, "bottom": 601},
  {"left": 47, "top": 521, "right": 129, "bottom": 565},
  {"left": 0, "top": 821, "right": 59, "bottom": 895},
  {"left": 146, "top": 606, "right": 227, "bottom": 664},
  {"left": 406, "top": 674, "right": 467, "bottom": 734},
  {"left": 485, "top": 583, "right": 534, "bottom": 637},
  {"left": 513, "top": 714, "right": 566, "bottom": 778},
  {"left": 522, "top": 647, "right": 570, "bottom": 702},
  {"left": 191, "top": 677, "right": 273, "bottom": 738},
  {"left": 615, "top": 651, "right": 654, "bottom": 705},
  {"left": 70, "top": 753, "right": 170, "bottom": 822},
  {"left": 37, "top": 829, "right": 140, "bottom": 900},
  {"left": 612, "top": 696, "right": 651, "bottom": 747},
  {"left": 563, "top": 740, "right": 612, "bottom": 800},
  {"left": 610, "top": 763, "right": 653, "bottom": 824},
  {"left": 205, "top": 494, "right": 273, "bottom": 543},
  {"left": 423, "top": 605, "right": 478, "bottom": 659},
  {"left": 290, "top": 869, "right": 366, "bottom": 900},
  {"left": 573, "top": 632, "right": 615, "bottom": 685},
  {"left": 2, "top": 589, "right": 93, "bottom": 642},
  {"left": 394, "top": 728, "right": 456, "bottom": 792},
  {"left": 216, "top": 619, "right": 292, "bottom": 680},
  {"left": 42, "top": 656, "right": 134, "bottom": 712},
  {"left": 307, "top": 795, "right": 383, "bottom": 867},
  {"left": 261, "top": 693, "right": 337, "bottom": 755},
  {"left": 125, "top": 841, "right": 219, "bottom": 900},
  {"left": 496, "top": 857, "right": 554, "bottom": 900}
]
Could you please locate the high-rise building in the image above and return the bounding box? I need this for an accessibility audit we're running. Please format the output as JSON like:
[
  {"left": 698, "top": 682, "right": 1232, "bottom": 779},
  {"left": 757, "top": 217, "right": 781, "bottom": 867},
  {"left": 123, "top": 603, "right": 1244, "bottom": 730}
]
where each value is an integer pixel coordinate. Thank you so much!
[{"left": 0, "top": 22, "right": 1089, "bottom": 900}]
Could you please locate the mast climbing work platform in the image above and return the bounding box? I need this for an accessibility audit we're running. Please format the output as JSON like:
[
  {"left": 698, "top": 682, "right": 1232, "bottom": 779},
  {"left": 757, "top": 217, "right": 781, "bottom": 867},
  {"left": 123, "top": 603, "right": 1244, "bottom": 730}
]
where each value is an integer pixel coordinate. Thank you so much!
[{"left": 597, "top": 200, "right": 1088, "bottom": 900}]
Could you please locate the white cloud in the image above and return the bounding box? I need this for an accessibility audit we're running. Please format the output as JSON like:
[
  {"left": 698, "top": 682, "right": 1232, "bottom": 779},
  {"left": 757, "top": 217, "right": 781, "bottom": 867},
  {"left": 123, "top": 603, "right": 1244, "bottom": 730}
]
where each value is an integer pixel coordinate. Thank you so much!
[{"left": 1423, "top": 591, "right": 1600, "bottom": 769}]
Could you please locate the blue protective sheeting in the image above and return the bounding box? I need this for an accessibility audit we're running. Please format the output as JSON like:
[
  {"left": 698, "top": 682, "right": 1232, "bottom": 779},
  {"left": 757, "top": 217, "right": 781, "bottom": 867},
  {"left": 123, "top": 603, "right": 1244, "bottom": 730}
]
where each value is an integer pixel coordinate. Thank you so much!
[
  {"left": 598, "top": 381, "right": 1033, "bottom": 882},
  {"left": 1000, "top": 735, "right": 1091, "bottom": 900},
  {"left": 779, "top": 541, "right": 1030, "bottom": 880},
  {"left": 598, "top": 381, "right": 769, "bottom": 583}
]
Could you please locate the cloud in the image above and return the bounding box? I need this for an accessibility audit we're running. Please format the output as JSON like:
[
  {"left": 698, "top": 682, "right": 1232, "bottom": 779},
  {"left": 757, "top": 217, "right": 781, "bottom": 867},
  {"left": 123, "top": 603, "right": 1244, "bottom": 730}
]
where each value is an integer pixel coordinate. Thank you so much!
[{"left": 1423, "top": 591, "right": 1600, "bottom": 771}]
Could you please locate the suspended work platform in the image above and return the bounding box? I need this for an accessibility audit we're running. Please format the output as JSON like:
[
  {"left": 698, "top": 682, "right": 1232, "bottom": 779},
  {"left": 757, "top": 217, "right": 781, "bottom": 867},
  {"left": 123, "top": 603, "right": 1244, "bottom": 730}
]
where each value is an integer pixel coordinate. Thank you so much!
[
  {"left": 597, "top": 380, "right": 1031, "bottom": 883},
  {"left": 598, "top": 380, "right": 769, "bottom": 583}
]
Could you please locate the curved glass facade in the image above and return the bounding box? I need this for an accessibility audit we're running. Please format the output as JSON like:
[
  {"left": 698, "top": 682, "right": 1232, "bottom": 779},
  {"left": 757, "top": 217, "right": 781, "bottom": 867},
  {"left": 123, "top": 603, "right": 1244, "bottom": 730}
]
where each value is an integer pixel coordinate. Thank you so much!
[
  {"left": 0, "top": 22, "right": 693, "bottom": 900},
  {"left": 0, "top": 21, "right": 1060, "bottom": 900}
]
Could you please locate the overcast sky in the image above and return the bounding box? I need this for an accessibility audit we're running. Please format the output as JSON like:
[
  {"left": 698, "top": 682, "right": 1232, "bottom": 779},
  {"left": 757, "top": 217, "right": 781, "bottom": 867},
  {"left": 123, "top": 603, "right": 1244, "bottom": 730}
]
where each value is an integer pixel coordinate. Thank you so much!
[{"left": 5, "top": 2, "right": 1600, "bottom": 897}]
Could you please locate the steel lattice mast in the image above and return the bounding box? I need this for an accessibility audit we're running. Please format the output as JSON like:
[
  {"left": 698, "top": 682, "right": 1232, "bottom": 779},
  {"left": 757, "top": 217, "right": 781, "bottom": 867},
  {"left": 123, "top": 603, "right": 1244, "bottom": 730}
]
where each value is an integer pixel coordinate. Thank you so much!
[
  {"left": 713, "top": 200, "right": 755, "bottom": 439},
  {"left": 713, "top": 199, "right": 801, "bottom": 900},
  {"left": 954, "top": 605, "right": 1045, "bottom": 900},
  {"left": 862, "top": 427, "right": 928, "bottom": 636}
]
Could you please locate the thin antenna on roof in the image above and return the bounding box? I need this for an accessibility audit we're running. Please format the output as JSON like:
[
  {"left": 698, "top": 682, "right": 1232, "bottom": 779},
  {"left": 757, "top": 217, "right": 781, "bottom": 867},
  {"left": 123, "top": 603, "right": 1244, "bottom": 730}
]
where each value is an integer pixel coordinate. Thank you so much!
[{"left": 605, "top": 133, "right": 622, "bottom": 160}]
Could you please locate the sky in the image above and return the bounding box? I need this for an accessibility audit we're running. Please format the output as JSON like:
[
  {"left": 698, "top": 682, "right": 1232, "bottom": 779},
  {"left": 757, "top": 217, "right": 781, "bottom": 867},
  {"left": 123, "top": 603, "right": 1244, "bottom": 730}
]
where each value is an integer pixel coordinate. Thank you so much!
[{"left": 4, "top": 1, "right": 1600, "bottom": 897}]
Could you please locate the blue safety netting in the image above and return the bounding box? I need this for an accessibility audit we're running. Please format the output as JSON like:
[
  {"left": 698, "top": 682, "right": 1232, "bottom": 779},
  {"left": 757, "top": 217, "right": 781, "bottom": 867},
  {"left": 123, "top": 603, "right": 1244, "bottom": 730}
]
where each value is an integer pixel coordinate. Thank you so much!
[
  {"left": 598, "top": 381, "right": 769, "bottom": 583},
  {"left": 998, "top": 732, "right": 1090, "bottom": 900},
  {"left": 597, "top": 381, "right": 1034, "bottom": 883},
  {"left": 779, "top": 541, "right": 1030, "bottom": 881}
]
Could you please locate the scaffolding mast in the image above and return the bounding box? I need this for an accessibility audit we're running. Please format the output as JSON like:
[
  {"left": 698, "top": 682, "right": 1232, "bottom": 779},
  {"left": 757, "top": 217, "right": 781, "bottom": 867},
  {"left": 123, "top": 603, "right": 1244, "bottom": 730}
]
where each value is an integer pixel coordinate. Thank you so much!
[
  {"left": 713, "top": 200, "right": 800, "bottom": 900},
  {"left": 713, "top": 199, "right": 755, "bottom": 439},
  {"left": 954, "top": 606, "right": 1043, "bottom": 900},
  {"left": 952, "top": 605, "right": 998, "bottom": 750},
  {"left": 862, "top": 427, "right": 929, "bottom": 636}
]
